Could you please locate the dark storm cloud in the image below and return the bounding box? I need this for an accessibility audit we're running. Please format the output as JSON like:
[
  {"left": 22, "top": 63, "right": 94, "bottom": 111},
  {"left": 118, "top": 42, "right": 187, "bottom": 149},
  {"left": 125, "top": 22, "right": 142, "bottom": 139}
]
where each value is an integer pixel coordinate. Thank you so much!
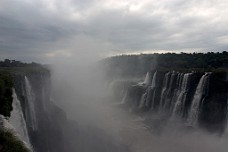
[{"left": 0, "top": 0, "right": 228, "bottom": 62}]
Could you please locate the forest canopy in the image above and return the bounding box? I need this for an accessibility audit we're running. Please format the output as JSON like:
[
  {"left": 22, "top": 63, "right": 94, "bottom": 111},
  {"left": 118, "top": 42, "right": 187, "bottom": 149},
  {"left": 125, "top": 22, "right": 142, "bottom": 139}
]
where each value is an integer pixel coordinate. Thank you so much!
[{"left": 102, "top": 52, "right": 228, "bottom": 78}]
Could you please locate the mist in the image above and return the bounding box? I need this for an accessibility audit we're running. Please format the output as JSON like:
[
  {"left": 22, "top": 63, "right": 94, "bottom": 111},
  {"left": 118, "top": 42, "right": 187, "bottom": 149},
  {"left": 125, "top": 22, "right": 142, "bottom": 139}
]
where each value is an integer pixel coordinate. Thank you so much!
[
  {"left": 47, "top": 54, "right": 228, "bottom": 152},
  {"left": 0, "top": 0, "right": 228, "bottom": 152}
]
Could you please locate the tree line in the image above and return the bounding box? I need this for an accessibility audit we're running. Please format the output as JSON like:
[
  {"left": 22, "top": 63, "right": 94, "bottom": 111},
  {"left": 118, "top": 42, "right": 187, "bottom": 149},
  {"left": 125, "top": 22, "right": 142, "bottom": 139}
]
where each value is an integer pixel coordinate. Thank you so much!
[{"left": 102, "top": 51, "right": 228, "bottom": 78}]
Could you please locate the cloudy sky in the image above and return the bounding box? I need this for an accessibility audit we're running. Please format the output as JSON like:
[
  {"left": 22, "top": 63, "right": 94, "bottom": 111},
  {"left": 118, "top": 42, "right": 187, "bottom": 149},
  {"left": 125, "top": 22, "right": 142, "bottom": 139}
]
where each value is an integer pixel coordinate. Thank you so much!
[{"left": 0, "top": 0, "right": 228, "bottom": 63}]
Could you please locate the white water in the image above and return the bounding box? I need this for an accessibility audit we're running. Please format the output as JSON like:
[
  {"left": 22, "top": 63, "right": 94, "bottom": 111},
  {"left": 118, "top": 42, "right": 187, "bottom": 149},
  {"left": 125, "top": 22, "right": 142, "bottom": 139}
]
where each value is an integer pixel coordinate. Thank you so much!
[
  {"left": 170, "top": 73, "right": 183, "bottom": 109},
  {"left": 145, "top": 87, "right": 153, "bottom": 108},
  {"left": 151, "top": 71, "right": 157, "bottom": 87},
  {"left": 160, "top": 71, "right": 175, "bottom": 112},
  {"left": 139, "top": 93, "right": 147, "bottom": 108},
  {"left": 149, "top": 71, "right": 158, "bottom": 109},
  {"left": 159, "top": 72, "right": 171, "bottom": 112},
  {"left": 138, "top": 71, "right": 157, "bottom": 108},
  {"left": 9, "top": 89, "right": 31, "bottom": 146},
  {"left": 172, "top": 73, "right": 191, "bottom": 116},
  {"left": 25, "top": 76, "right": 38, "bottom": 131},
  {"left": 177, "top": 73, "right": 183, "bottom": 89},
  {"left": 188, "top": 73, "right": 210, "bottom": 125},
  {"left": 143, "top": 72, "right": 151, "bottom": 85}
]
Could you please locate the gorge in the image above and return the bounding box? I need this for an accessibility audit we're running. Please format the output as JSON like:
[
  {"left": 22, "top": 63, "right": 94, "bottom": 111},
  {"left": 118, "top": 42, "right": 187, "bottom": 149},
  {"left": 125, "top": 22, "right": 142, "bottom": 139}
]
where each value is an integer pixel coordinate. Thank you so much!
[
  {"left": 112, "top": 70, "right": 227, "bottom": 133},
  {"left": 0, "top": 52, "right": 227, "bottom": 152},
  {"left": 0, "top": 61, "right": 129, "bottom": 152}
]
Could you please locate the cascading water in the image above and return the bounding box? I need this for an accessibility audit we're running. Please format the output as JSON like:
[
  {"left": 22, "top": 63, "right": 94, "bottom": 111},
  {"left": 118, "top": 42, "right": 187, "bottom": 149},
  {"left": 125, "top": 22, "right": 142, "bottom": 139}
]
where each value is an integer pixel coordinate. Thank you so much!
[
  {"left": 146, "top": 71, "right": 158, "bottom": 109},
  {"left": 139, "top": 93, "right": 147, "bottom": 108},
  {"left": 188, "top": 73, "right": 210, "bottom": 126},
  {"left": 143, "top": 72, "right": 151, "bottom": 86},
  {"left": 25, "top": 76, "right": 38, "bottom": 131},
  {"left": 172, "top": 73, "right": 191, "bottom": 117},
  {"left": 139, "top": 71, "right": 158, "bottom": 109},
  {"left": 169, "top": 73, "right": 183, "bottom": 110},
  {"left": 9, "top": 89, "right": 32, "bottom": 147},
  {"left": 151, "top": 71, "right": 157, "bottom": 88},
  {"left": 158, "top": 72, "right": 171, "bottom": 112},
  {"left": 160, "top": 71, "right": 178, "bottom": 112},
  {"left": 118, "top": 70, "right": 227, "bottom": 133},
  {"left": 144, "top": 87, "right": 154, "bottom": 109}
]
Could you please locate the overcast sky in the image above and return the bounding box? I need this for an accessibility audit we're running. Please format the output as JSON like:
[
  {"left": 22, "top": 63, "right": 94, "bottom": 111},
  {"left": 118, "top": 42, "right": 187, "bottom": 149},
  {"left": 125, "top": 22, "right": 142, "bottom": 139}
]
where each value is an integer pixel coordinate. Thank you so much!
[{"left": 0, "top": 0, "right": 228, "bottom": 63}]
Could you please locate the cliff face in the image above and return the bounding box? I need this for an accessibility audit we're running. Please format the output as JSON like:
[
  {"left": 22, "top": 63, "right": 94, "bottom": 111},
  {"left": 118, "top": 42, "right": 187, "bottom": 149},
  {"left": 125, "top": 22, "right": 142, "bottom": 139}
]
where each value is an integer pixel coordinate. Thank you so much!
[
  {"left": 11, "top": 70, "right": 67, "bottom": 152},
  {"left": 112, "top": 70, "right": 228, "bottom": 133},
  {"left": 199, "top": 73, "right": 228, "bottom": 132},
  {"left": 0, "top": 73, "right": 13, "bottom": 117},
  {"left": 0, "top": 62, "right": 131, "bottom": 152}
]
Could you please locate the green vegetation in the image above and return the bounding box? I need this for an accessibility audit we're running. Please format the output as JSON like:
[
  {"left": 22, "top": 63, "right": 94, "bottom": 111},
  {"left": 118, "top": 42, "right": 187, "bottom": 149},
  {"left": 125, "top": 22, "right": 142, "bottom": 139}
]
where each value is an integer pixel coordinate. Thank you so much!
[
  {"left": 0, "top": 59, "right": 41, "bottom": 68},
  {"left": 102, "top": 52, "right": 228, "bottom": 78},
  {"left": 0, "top": 59, "right": 49, "bottom": 76},
  {"left": 156, "top": 52, "right": 228, "bottom": 69},
  {"left": 0, "top": 129, "right": 30, "bottom": 152},
  {"left": 0, "top": 73, "right": 13, "bottom": 117},
  {"left": 0, "top": 59, "right": 49, "bottom": 117},
  {"left": 0, "top": 60, "right": 30, "bottom": 151},
  {"left": 0, "top": 59, "right": 49, "bottom": 152}
]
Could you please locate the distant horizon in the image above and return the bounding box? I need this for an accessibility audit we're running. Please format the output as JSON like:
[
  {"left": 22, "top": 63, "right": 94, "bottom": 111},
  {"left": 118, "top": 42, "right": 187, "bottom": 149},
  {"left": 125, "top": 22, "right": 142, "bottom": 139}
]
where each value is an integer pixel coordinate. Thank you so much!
[
  {"left": 109, "top": 49, "right": 227, "bottom": 56},
  {"left": 1, "top": 50, "right": 227, "bottom": 65}
]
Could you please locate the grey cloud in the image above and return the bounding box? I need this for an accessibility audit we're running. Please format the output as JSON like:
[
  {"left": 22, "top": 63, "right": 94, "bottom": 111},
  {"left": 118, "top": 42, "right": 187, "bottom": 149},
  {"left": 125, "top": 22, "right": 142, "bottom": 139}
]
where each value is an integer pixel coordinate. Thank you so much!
[
  {"left": 0, "top": 0, "right": 228, "bottom": 62},
  {"left": 0, "top": 1, "right": 82, "bottom": 61}
]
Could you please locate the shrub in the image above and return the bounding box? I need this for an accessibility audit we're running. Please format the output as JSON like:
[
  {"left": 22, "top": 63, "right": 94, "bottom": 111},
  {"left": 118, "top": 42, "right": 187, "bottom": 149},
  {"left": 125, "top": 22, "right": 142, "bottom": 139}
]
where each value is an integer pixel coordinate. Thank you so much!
[
  {"left": 0, "top": 129, "right": 30, "bottom": 152},
  {"left": 0, "top": 73, "right": 13, "bottom": 117}
]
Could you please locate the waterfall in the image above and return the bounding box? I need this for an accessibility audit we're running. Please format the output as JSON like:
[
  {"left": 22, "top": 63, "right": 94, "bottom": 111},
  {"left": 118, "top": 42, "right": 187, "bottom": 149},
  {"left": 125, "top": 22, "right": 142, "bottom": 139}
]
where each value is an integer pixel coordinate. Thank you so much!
[
  {"left": 160, "top": 71, "right": 177, "bottom": 112},
  {"left": 159, "top": 72, "right": 171, "bottom": 112},
  {"left": 176, "top": 73, "right": 184, "bottom": 90},
  {"left": 148, "top": 71, "right": 158, "bottom": 109},
  {"left": 144, "top": 87, "right": 154, "bottom": 108},
  {"left": 140, "top": 71, "right": 158, "bottom": 109},
  {"left": 25, "top": 76, "right": 38, "bottom": 131},
  {"left": 169, "top": 73, "right": 183, "bottom": 110},
  {"left": 172, "top": 73, "right": 191, "bottom": 117},
  {"left": 138, "top": 93, "right": 147, "bottom": 108},
  {"left": 9, "top": 89, "right": 32, "bottom": 147},
  {"left": 151, "top": 71, "right": 157, "bottom": 88},
  {"left": 116, "top": 70, "right": 227, "bottom": 133},
  {"left": 188, "top": 73, "right": 210, "bottom": 126},
  {"left": 143, "top": 72, "right": 151, "bottom": 85}
]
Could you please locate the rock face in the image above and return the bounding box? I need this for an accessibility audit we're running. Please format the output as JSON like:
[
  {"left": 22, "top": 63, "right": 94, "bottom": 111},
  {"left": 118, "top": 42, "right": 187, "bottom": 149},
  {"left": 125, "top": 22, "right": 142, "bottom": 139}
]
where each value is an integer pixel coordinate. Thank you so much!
[
  {"left": 199, "top": 72, "right": 228, "bottom": 132},
  {"left": 115, "top": 70, "right": 228, "bottom": 133},
  {"left": 11, "top": 71, "right": 67, "bottom": 152},
  {"left": 0, "top": 67, "right": 131, "bottom": 152}
]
